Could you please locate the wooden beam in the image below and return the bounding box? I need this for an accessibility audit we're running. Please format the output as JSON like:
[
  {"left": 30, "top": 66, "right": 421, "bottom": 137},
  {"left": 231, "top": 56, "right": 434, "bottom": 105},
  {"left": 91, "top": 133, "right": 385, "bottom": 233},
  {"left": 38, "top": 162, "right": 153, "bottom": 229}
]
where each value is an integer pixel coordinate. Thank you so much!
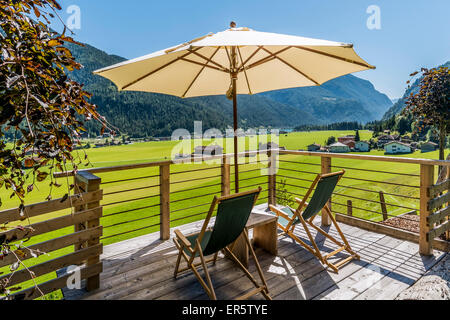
[
  {"left": 321, "top": 156, "right": 332, "bottom": 226},
  {"left": 427, "top": 206, "right": 450, "bottom": 225},
  {"left": 427, "top": 220, "right": 450, "bottom": 242},
  {"left": 293, "top": 46, "right": 376, "bottom": 69},
  {"left": 335, "top": 213, "right": 450, "bottom": 252},
  {"left": 182, "top": 47, "right": 221, "bottom": 98},
  {"left": 347, "top": 200, "right": 353, "bottom": 217},
  {"left": 420, "top": 164, "right": 435, "bottom": 255},
  {"left": 80, "top": 172, "right": 102, "bottom": 292},
  {"left": 0, "top": 190, "right": 103, "bottom": 225},
  {"left": 428, "top": 179, "right": 450, "bottom": 198},
  {"left": 9, "top": 263, "right": 102, "bottom": 300},
  {"left": 428, "top": 192, "right": 450, "bottom": 211},
  {"left": 1, "top": 244, "right": 102, "bottom": 288},
  {"left": 221, "top": 156, "right": 231, "bottom": 196},
  {"left": 259, "top": 47, "right": 320, "bottom": 86},
  {"left": 160, "top": 164, "right": 170, "bottom": 240},
  {"left": 121, "top": 48, "right": 201, "bottom": 90},
  {"left": 379, "top": 191, "right": 388, "bottom": 221},
  {"left": 0, "top": 207, "right": 102, "bottom": 243},
  {"left": 0, "top": 227, "right": 103, "bottom": 269},
  {"left": 268, "top": 151, "right": 277, "bottom": 206}
]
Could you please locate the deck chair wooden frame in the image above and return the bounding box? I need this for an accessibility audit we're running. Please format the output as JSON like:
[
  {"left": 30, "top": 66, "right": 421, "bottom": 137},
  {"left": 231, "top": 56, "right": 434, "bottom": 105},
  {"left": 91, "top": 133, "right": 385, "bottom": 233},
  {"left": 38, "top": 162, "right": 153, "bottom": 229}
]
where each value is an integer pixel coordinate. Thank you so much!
[
  {"left": 173, "top": 188, "right": 271, "bottom": 300},
  {"left": 270, "top": 170, "right": 360, "bottom": 273}
]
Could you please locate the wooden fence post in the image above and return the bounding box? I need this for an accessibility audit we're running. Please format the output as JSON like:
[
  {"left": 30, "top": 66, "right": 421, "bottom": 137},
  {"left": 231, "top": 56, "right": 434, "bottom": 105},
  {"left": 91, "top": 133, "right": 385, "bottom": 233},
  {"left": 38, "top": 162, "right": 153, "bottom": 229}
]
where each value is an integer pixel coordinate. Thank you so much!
[
  {"left": 160, "top": 164, "right": 170, "bottom": 241},
  {"left": 321, "top": 156, "right": 332, "bottom": 226},
  {"left": 268, "top": 151, "right": 277, "bottom": 206},
  {"left": 379, "top": 191, "right": 388, "bottom": 221},
  {"left": 74, "top": 171, "right": 102, "bottom": 292},
  {"left": 221, "top": 156, "right": 231, "bottom": 196},
  {"left": 347, "top": 200, "right": 353, "bottom": 217},
  {"left": 419, "top": 164, "right": 434, "bottom": 256}
]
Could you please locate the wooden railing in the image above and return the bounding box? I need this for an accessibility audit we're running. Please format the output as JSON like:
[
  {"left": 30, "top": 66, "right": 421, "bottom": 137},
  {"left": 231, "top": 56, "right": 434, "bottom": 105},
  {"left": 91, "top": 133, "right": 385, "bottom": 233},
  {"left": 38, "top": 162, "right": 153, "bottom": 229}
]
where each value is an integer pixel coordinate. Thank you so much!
[
  {"left": 0, "top": 188, "right": 103, "bottom": 300},
  {"left": 0, "top": 149, "right": 448, "bottom": 299}
]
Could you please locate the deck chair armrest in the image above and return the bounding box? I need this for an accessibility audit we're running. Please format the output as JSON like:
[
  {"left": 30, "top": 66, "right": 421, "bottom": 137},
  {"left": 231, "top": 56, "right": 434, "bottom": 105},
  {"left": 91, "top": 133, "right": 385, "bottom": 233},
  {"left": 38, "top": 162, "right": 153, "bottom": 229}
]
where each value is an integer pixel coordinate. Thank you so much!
[
  {"left": 174, "top": 229, "right": 192, "bottom": 249},
  {"left": 269, "top": 205, "right": 293, "bottom": 221},
  {"left": 295, "top": 198, "right": 309, "bottom": 207}
]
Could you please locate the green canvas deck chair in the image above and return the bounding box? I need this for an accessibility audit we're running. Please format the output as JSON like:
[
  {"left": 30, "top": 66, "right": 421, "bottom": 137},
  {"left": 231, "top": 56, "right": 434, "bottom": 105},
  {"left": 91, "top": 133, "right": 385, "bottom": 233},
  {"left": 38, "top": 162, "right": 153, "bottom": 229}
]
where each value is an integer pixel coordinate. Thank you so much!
[
  {"left": 269, "top": 170, "right": 359, "bottom": 273},
  {"left": 173, "top": 188, "right": 271, "bottom": 300}
]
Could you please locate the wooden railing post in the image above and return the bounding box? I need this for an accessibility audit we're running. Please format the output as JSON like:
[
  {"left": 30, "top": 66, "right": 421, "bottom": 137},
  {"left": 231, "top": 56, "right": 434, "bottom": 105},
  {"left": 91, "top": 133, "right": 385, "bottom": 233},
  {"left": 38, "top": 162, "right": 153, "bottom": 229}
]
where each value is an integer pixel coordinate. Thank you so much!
[
  {"left": 419, "top": 164, "right": 434, "bottom": 256},
  {"left": 347, "top": 200, "right": 353, "bottom": 217},
  {"left": 160, "top": 163, "right": 170, "bottom": 241},
  {"left": 321, "top": 156, "right": 332, "bottom": 226},
  {"left": 379, "top": 191, "right": 388, "bottom": 221},
  {"left": 221, "top": 156, "right": 231, "bottom": 196},
  {"left": 74, "top": 171, "right": 102, "bottom": 292},
  {"left": 268, "top": 151, "right": 277, "bottom": 206}
]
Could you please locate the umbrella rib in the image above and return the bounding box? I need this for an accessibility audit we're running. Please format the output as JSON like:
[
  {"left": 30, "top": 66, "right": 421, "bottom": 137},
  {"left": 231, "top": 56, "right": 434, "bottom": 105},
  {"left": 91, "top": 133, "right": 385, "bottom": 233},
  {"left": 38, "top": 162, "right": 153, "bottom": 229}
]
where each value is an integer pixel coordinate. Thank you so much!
[
  {"left": 121, "top": 48, "right": 201, "bottom": 90},
  {"left": 237, "top": 46, "right": 263, "bottom": 72},
  {"left": 187, "top": 49, "right": 230, "bottom": 73},
  {"left": 294, "top": 46, "right": 376, "bottom": 69},
  {"left": 260, "top": 47, "right": 321, "bottom": 86},
  {"left": 237, "top": 47, "right": 252, "bottom": 95},
  {"left": 244, "top": 46, "right": 291, "bottom": 71},
  {"left": 182, "top": 46, "right": 222, "bottom": 98},
  {"left": 180, "top": 58, "right": 228, "bottom": 73}
]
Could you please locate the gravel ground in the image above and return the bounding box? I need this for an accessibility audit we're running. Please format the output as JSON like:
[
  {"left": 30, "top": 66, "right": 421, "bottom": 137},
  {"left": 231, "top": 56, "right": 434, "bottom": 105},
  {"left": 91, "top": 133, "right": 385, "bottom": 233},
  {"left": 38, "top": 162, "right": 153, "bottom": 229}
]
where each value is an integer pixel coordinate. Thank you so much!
[
  {"left": 380, "top": 215, "right": 447, "bottom": 240},
  {"left": 396, "top": 253, "right": 450, "bottom": 300}
]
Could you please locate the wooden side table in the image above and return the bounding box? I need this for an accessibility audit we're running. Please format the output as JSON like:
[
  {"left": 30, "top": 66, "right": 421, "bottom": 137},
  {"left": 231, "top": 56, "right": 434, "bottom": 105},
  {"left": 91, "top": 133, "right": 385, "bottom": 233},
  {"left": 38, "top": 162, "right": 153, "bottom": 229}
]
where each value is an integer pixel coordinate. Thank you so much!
[{"left": 229, "top": 211, "right": 278, "bottom": 268}]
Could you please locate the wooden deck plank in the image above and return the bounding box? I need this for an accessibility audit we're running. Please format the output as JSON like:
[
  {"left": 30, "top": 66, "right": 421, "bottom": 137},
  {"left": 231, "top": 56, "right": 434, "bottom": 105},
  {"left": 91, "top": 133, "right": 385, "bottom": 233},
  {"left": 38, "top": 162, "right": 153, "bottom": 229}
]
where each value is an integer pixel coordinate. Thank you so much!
[{"left": 72, "top": 205, "right": 448, "bottom": 301}]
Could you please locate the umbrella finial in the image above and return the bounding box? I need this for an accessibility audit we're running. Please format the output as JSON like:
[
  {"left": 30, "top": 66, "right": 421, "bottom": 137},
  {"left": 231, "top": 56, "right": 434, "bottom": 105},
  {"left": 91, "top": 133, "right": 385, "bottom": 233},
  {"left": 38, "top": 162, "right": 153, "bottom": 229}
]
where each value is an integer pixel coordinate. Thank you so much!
[{"left": 230, "top": 21, "right": 236, "bottom": 28}]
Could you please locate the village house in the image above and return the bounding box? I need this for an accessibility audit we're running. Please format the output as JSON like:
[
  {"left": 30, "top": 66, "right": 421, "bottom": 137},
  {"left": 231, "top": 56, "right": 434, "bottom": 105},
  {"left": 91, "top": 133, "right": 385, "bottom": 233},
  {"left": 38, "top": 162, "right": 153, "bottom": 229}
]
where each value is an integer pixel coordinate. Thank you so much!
[
  {"left": 384, "top": 141, "right": 412, "bottom": 154},
  {"left": 377, "top": 134, "right": 396, "bottom": 148},
  {"left": 307, "top": 143, "right": 321, "bottom": 152},
  {"left": 194, "top": 145, "right": 223, "bottom": 156},
  {"left": 338, "top": 135, "right": 355, "bottom": 144},
  {"left": 258, "top": 142, "right": 285, "bottom": 151},
  {"left": 342, "top": 140, "right": 355, "bottom": 150},
  {"left": 355, "top": 141, "right": 370, "bottom": 152},
  {"left": 328, "top": 142, "right": 350, "bottom": 153},
  {"left": 420, "top": 141, "right": 438, "bottom": 153}
]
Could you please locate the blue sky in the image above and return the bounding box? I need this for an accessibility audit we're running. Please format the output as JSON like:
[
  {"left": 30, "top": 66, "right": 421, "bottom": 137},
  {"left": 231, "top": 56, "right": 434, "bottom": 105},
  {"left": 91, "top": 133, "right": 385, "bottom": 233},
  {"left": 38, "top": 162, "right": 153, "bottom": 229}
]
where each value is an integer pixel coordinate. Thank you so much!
[{"left": 53, "top": 0, "right": 449, "bottom": 100}]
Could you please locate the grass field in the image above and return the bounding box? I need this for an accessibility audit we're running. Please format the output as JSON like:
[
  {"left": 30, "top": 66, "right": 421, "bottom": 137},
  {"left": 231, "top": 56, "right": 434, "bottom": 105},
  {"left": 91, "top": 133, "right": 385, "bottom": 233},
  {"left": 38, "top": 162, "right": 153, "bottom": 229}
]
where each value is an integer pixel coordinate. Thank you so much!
[{"left": 0, "top": 130, "right": 448, "bottom": 299}]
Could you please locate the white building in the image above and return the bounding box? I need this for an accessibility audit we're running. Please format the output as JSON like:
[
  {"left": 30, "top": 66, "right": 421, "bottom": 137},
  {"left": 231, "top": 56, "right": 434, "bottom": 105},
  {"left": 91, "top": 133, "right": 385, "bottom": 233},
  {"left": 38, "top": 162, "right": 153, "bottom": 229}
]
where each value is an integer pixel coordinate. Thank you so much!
[
  {"left": 328, "top": 142, "right": 350, "bottom": 153},
  {"left": 384, "top": 141, "right": 412, "bottom": 154},
  {"left": 355, "top": 141, "right": 370, "bottom": 152}
]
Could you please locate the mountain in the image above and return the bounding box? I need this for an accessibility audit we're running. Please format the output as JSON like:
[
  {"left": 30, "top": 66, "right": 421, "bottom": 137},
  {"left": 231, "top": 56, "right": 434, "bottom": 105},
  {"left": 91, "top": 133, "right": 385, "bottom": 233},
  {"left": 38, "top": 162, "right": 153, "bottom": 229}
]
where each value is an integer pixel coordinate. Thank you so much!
[
  {"left": 382, "top": 61, "right": 450, "bottom": 120},
  {"left": 261, "top": 74, "right": 393, "bottom": 122},
  {"left": 66, "top": 41, "right": 392, "bottom": 137}
]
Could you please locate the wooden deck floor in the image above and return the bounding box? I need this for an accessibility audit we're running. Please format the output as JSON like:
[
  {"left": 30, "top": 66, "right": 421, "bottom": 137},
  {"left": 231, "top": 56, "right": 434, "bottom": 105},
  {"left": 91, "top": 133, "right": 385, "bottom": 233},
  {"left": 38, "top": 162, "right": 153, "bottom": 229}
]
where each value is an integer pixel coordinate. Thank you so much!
[{"left": 72, "top": 206, "right": 447, "bottom": 300}]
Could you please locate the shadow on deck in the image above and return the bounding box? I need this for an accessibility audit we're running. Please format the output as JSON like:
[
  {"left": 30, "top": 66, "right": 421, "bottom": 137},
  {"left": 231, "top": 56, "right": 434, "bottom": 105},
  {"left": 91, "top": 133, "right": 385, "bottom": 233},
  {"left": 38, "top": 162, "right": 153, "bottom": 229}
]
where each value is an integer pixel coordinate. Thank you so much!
[{"left": 64, "top": 205, "right": 447, "bottom": 300}]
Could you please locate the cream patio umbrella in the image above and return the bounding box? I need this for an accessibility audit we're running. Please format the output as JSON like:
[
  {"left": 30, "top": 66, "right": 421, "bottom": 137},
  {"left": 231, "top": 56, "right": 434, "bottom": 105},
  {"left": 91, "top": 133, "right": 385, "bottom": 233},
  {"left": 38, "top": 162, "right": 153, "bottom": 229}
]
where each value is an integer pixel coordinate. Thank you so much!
[{"left": 94, "top": 22, "right": 375, "bottom": 193}]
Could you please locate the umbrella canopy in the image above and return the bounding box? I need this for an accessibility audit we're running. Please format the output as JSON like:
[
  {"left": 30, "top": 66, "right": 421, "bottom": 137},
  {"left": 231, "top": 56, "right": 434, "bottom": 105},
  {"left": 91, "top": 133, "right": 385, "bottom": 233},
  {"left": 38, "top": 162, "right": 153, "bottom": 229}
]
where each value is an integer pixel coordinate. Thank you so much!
[{"left": 94, "top": 23, "right": 375, "bottom": 192}]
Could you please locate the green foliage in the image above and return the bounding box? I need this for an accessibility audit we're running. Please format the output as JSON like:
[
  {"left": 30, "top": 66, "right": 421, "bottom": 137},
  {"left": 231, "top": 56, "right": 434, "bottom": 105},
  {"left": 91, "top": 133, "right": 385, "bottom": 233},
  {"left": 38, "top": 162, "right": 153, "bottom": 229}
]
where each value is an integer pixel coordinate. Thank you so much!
[
  {"left": 326, "top": 136, "right": 336, "bottom": 146},
  {"left": 355, "top": 130, "right": 360, "bottom": 142},
  {"left": 0, "top": 0, "right": 108, "bottom": 206},
  {"left": 276, "top": 179, "right": 295, "bottom": 207},
  {"left": 404, "top": 66, "right": 450, "bottom": 160},
  {"left": 295, "top": 121, "right": 363, "bottom": 132}
]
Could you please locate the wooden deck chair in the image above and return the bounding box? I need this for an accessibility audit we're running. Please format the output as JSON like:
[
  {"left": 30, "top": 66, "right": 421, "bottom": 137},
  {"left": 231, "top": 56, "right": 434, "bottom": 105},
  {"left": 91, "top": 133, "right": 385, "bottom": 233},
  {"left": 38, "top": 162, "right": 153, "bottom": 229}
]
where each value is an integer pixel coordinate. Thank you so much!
[
  {"left": 173, "top": 188, "right": 271, "bottom": 300},
  {"left": 269, "top": 171, "right": 360, "bottom": 273}
]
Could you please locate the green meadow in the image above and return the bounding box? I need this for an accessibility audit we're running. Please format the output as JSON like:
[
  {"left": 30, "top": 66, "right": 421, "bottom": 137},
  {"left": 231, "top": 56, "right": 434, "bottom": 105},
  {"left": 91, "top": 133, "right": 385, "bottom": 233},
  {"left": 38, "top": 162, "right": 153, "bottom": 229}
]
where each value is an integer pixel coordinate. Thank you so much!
[{"left": 0, "top": 130, "right": 448, "bottom": 299}]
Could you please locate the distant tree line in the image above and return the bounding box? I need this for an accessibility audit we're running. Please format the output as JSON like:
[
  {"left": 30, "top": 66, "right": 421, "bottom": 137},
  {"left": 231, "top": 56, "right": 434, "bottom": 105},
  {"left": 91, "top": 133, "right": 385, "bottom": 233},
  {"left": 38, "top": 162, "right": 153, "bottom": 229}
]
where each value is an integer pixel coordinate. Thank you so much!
[{"left": 295, "top": 121, "right": 363, "bottom": 132}]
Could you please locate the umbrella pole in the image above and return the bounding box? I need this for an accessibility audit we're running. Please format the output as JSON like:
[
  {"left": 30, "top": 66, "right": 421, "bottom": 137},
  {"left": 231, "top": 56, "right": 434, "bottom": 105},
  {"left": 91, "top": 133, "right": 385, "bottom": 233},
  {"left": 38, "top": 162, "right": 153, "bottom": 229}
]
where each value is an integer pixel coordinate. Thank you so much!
[
  {"left": 231, "top": 45, "right": 239, "bottom": 193},
  {"left": 233, "top": 76, "right": 239, "bottom": 193}
]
